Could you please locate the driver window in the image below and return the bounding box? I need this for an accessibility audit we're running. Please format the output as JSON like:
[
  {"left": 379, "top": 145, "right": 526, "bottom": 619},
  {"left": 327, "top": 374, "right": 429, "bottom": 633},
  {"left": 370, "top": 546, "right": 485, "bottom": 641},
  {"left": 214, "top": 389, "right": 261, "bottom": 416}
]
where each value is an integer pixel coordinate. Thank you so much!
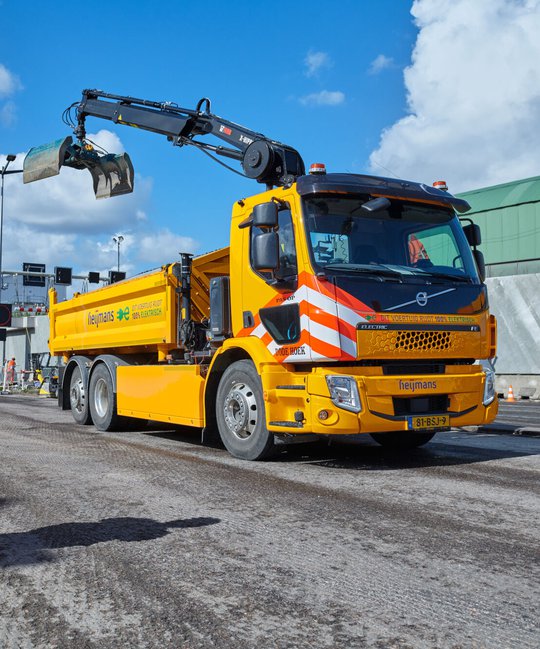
[
  {"left": 249, "top": 206, "right": 297, "bottom": 279},
  {"left": 276, "top": 209, "right": 298, "bottom": 278},
  {"left": 407, "top": 225, "right": 463, "bottom": 269}
]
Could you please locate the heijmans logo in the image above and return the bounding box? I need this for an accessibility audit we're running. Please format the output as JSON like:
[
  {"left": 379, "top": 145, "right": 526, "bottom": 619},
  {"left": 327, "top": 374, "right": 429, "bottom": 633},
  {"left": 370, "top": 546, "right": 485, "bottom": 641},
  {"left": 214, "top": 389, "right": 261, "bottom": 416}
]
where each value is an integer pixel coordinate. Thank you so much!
[{"left": 116, "top": 307, "right": 130, "bottom": 322}]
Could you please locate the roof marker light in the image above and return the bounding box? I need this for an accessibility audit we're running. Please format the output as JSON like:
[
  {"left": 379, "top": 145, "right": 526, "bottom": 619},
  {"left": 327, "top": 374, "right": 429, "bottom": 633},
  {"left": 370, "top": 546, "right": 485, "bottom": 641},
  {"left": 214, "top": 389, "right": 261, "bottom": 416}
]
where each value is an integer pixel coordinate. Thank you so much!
[
  {"left": 433, "top": 180, "right": 448, "bottom": 191},
  {"left": 309, "top": 163, "right": 326, "bottom": 175}
]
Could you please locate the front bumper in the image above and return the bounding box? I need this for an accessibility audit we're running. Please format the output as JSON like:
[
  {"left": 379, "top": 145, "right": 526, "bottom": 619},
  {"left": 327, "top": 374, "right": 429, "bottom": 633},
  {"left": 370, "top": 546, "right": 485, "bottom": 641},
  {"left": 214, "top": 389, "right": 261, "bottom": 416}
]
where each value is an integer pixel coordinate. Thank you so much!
[{"left": 264, "top": 365, "right": 498, "bottom": 436}]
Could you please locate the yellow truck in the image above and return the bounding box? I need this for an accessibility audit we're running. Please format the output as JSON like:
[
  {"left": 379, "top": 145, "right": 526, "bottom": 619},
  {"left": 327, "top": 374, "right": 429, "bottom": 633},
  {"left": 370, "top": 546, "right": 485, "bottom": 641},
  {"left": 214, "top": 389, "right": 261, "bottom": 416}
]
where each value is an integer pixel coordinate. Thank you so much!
[{"left": 25, "top": 90, "right": 498, "bottom": 459}]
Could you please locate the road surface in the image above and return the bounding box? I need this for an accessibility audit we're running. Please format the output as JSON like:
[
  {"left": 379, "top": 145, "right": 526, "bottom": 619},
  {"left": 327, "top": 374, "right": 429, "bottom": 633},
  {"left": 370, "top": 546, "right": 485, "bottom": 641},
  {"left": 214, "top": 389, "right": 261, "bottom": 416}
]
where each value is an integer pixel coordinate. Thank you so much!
[
  {"left": 484, "top": 400, "right": 540, "bottom": 433},
  {"left": 0, "top": 396, "right": 539, "bottom": 648}
]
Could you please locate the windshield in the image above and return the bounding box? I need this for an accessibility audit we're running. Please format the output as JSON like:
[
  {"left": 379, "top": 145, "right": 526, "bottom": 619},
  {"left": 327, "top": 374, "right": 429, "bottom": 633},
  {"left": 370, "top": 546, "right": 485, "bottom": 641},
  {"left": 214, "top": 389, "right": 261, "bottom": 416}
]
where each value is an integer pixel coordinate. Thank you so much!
[{"left": 303, "top": 196, "right": 479, "bottom": 283}]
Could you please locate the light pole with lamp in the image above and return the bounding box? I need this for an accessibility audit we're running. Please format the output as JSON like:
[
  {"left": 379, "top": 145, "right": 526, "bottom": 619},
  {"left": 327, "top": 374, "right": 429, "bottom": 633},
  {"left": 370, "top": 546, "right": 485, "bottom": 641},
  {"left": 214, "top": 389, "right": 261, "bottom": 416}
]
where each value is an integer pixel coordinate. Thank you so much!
[
  {"left": 0, "top": 154, "right": 17, "bottom": 300},
  {"left": 113, "top": 235, "right": 124, "bottom": 271},
  {"left": 0, "top": 154, "right": 18, "bottom": 372}
]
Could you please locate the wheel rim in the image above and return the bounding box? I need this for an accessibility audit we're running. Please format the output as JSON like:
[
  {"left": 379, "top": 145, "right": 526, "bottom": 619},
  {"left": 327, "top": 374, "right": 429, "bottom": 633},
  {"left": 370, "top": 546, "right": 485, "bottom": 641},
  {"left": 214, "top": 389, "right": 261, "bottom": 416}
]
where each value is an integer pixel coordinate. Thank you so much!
[
  {"left": 94, "top": 377, "right": 110, "bottom": 419},
  {"left": 70, "top": 374, "right": 85, "bottom": 414},
  {"left": 223, "top": 381, "right": 258, "bottom": 441}
]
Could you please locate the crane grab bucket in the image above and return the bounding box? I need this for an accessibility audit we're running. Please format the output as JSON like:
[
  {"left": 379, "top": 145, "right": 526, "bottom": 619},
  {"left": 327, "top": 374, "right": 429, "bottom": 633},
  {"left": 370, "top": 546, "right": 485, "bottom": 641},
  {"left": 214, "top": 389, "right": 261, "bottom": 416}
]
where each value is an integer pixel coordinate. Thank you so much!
[
  {"left": 23, "top": 136, "right": 134, "bottom": 199},
  {"left": 88, "top": 152, "right": 134, "bottom": 200},
  {"left": 23, "top": 136, "right": 73, "bottom": 183}
]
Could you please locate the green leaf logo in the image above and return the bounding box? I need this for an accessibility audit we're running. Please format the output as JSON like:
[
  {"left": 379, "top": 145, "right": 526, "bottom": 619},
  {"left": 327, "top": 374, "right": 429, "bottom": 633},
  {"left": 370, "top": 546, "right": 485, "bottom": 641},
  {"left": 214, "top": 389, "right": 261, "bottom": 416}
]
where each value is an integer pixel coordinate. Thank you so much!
[{"left": 117, "top": 307, "right": 130, "bottom": 321}]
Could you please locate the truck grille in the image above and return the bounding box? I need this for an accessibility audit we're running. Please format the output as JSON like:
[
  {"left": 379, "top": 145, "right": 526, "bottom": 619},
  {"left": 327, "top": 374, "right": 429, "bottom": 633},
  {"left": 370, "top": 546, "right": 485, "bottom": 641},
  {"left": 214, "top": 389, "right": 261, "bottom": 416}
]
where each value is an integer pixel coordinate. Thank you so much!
[
  {"left": 356, "top": 327, "right": 482, "bottom": 359},
  {"left": 395, "top": 330, "right": 451, "bottom": 351}
]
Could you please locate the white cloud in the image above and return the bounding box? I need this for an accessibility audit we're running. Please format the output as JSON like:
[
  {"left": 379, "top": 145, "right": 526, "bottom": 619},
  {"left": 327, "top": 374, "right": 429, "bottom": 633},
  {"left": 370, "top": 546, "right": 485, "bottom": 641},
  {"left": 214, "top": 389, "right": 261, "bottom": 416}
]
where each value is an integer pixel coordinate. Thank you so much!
[
  {"left": 1, "top": 131, "right": 156, "bottom": 278},
  {"left": 369, "top": 54, "right": 394, "bottom": 75},
  {"left": 3, "top": 131, "right": 152, "bottom": 234},
  {"left": 0, "top": 100, "right": 16, "bottom": 126},
  {"left": 88, "top": 129, "right": 126, "bottom": 154},
  {"left": 299, "top": 90, "right": 345, "bottom": 106},
  {"left": 304, "top": 51, "right": 331, "bottom": 77},
  {"left": 0, "top": 221, "right": 138, "bottom": 278},
  {"left": 0, "top": 63, "right": 22, "bottom": 126},
  {"left": 1, "top": 133, "right": 200, "bottom": 286},
  {"left": 137, "top": 229, "right": 199, "bottom": 266},
  {"left": 1, "top": 224, "right": 77, "bottom": 272},
  {"left": 97, "top": 233, "right": 134, "bottom": 262},
  {"left": 369, "top": 0, "right": 540, "bottom": 192},
  {"left": 0, "top": 64, "right": 21, "bottom": 97}
]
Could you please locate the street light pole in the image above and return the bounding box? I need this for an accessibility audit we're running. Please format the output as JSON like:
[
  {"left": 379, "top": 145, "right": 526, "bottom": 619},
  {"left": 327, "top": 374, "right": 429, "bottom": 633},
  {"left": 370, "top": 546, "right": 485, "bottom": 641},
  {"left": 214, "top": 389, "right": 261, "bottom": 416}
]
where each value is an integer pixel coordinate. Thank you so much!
[
  {"left": 0, "top": 154, "right": 17, "bottom": 303},
  {"left": 0, "top": 154, "right": 17, "bottom": 372},
  {"left": 113, "top": 235, "right": 124, "bottom": 271}
]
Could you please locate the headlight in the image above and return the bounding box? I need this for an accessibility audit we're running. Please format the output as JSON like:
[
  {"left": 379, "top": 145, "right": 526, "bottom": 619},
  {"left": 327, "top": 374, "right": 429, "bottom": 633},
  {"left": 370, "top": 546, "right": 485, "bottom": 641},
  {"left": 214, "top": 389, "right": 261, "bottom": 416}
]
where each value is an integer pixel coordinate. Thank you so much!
[
  {"left": 325, "top": 375, "right": 362, "bottom": 413},
  {"left": 482, "top": 366, "right": 496, "bottom": 406}
]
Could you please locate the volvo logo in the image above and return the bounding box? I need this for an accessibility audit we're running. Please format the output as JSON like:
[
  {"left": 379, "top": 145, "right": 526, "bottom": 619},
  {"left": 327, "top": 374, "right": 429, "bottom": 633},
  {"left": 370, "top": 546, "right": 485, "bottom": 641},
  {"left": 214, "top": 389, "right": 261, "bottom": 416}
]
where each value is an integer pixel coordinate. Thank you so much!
[{"left": 387, "top": 288, "right": 456, "bottom": 312}]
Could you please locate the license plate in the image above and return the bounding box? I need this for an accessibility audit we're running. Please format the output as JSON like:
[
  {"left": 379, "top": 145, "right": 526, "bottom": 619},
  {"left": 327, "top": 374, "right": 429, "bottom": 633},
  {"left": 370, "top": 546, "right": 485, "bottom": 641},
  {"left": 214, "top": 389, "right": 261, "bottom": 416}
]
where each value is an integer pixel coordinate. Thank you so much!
[{"left": 407, "top": 415, "right": 450, "bottom": 430}]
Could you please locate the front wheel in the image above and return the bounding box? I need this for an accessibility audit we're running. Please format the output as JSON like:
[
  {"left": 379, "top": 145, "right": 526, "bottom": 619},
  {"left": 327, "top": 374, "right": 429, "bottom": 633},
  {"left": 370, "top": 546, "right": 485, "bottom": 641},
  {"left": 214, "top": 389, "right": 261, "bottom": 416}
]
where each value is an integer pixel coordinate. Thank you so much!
[
  {"left": 370, "top": 431, "right": 436, "bottom": 449},
  {"left": 216, "top": 360, "right": 275, "bottom": 460}
]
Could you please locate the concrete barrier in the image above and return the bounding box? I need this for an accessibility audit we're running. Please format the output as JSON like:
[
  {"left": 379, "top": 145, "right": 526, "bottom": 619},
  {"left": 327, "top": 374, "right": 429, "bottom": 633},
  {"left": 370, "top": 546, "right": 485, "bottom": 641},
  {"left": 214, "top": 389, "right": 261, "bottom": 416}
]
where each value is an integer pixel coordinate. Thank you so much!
[{"left": 486, "top": 273, "right": 540, "bottom": 398}]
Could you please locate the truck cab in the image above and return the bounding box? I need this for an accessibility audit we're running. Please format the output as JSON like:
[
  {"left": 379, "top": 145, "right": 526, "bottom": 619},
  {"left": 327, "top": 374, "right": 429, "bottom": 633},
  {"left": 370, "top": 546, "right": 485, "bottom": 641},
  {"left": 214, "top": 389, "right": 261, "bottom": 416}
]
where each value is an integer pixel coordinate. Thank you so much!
[{"left": 209, "top": 171, "right": 497, "bottom": 455}]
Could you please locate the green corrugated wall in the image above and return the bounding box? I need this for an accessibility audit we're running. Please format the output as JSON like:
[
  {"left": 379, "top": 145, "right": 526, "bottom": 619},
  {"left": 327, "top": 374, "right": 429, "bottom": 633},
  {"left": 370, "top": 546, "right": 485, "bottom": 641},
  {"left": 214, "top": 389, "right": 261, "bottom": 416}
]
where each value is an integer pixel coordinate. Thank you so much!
[{"left": 457, "top": 176, "right": 540, "bottom": 277}]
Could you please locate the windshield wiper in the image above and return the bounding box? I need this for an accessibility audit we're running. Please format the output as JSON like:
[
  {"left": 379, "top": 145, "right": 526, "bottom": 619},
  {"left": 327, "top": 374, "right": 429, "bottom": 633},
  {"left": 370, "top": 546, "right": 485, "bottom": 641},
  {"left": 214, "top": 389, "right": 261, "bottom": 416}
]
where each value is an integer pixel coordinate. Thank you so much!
[
  {"left": 412, "top": 270, "right": 473, "bottom": 283},
  {"left": 323, "top": 263, "right": 403, "bottom": 281}
]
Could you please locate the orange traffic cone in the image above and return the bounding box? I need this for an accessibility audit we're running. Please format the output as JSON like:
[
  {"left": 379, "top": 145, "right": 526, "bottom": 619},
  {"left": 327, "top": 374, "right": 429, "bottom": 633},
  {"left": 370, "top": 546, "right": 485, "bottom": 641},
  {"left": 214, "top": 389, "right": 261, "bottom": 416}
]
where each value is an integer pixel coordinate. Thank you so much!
[{"left": 506, "top": 385, "right": 517, "bottom": 402}]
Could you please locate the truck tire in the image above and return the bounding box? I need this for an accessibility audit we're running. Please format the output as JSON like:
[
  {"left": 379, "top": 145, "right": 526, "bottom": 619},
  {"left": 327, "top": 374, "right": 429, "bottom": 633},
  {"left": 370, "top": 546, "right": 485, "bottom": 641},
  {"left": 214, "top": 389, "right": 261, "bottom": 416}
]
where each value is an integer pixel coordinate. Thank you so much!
[
  {"left": 69, "top": 366, "right": 92, "bottom": 425},
  {"left": 89, "top": 364, "right": 121, "bottom": 431},
  {"left": 216, "top": 360, "right": 275, "bottom": 460},
  {"left": 370, "top": 431, "right": 436, "bottom": 449}
]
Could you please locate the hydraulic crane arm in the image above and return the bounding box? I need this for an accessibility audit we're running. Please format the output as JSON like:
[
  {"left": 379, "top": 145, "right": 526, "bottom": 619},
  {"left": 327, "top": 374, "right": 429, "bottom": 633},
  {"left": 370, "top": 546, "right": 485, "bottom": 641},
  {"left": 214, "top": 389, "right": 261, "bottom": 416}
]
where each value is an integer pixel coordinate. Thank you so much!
[{"left": 23, "top": 89, "right": 305, "bottom": 199}]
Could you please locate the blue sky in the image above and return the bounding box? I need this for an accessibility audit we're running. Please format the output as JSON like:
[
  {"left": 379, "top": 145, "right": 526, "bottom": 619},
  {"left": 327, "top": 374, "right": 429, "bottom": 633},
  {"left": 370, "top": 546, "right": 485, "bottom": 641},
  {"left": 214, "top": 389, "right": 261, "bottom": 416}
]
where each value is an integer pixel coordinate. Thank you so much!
[{"left": 1, "top": 0, "right": 540, "bottom": 286}]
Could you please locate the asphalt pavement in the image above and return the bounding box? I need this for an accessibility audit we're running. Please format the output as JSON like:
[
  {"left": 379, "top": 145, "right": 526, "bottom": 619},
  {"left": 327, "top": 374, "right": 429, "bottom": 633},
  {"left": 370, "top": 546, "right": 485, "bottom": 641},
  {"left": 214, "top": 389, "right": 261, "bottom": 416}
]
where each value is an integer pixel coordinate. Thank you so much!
[
  {"left": 0, "top": 395, "right": 539, "bottom": 649},
  {"left": 478, "top": 399, "right": 540, "bottom": 435}
]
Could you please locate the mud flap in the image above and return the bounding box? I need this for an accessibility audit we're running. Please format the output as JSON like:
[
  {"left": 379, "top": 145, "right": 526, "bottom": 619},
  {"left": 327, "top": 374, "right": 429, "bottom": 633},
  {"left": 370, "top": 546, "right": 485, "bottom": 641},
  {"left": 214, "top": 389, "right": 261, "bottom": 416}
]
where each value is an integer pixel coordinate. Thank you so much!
[{"left": 23, "top": 136, "right": 73, "bottom": 183}]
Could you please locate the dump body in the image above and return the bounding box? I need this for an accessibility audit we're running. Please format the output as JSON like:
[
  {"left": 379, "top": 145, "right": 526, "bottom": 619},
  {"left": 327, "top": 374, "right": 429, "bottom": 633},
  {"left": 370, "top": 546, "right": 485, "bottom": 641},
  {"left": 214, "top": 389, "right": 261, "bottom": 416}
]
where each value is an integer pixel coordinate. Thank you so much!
[{"left": 49, "top": 248, "right": 229, "bottom": 359}]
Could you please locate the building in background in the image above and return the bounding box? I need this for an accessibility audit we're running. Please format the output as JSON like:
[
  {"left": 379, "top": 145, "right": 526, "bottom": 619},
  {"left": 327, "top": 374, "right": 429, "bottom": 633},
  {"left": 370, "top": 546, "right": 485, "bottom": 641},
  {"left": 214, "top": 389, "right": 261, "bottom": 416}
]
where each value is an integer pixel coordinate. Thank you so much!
[
  {"left": 458, "top": 176, "right": 540, "bottom": 398},
  {"left": 2, "top": 315, "right": 51, "bottom": 374},
  {"left": 458, "top": 176, "right": 540, "bottom": 278},
  {"left": 0, "top": 275, "right": 67, "bottom": 374}
]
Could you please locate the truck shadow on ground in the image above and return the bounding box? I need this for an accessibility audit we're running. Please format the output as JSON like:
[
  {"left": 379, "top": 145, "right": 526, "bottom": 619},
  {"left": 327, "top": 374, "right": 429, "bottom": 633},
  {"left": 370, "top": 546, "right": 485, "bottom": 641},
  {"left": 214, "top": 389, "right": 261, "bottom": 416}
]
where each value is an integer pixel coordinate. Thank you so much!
[
  {"left": 145, "top": 425, "right": 539, "bottom": 470},
  {"left": 279, "top": 436, "right": 540, "bottom": 470},
  {"left": 0, "top": 516, "right": 220, "bottom": 568}
]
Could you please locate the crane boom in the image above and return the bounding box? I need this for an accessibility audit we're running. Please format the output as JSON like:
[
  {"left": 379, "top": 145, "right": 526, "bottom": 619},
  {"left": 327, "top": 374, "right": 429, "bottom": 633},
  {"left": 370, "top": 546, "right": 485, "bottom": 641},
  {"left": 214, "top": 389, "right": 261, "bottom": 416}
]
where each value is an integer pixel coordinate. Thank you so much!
[{"left": 23, "top": 89, "right": 305, "bottom": 198}]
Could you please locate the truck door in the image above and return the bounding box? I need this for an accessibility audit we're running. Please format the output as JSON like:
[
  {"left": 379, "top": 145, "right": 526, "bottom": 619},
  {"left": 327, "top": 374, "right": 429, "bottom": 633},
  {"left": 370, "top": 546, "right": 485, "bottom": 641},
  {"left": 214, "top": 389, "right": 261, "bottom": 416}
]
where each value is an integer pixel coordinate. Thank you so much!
[{"left": 238, "top": 199, "right": 343, "bottom": 363}]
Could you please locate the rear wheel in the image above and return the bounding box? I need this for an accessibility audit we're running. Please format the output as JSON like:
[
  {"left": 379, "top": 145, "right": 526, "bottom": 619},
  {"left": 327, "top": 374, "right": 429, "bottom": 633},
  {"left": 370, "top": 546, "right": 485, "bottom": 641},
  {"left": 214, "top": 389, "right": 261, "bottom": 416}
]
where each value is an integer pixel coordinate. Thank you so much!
[
  {"left": 89, "top": 364, "right": 121, "bottom": 431},
  {"left": 370, "top": 431, "right": 436, "bottom": 449},
  {"left": 216, "top": 360, "right": 275, "bottom": 460},
  {"left": 69, "top": 365, "right": 92, "bottom": 425}
]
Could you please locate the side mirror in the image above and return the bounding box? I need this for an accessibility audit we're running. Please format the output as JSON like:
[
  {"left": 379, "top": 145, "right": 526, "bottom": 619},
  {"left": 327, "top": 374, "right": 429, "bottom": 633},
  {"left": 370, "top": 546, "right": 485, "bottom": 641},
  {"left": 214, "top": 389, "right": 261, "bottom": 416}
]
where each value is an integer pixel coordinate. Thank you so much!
[
  {"left": 473, "top": 249, "right": 486, "bottom": 282},
  {"left": 253, "top": 202, "right": 278, "bottom": 228},
  {"left": 252, "top": 231, "right": 279, "bottom": 271},
  {"left": 361, "top": 197, "right": 391, "bottom": 213},
  {"left": 463, "top": 222, "right": 481, "bottom": 247}
]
